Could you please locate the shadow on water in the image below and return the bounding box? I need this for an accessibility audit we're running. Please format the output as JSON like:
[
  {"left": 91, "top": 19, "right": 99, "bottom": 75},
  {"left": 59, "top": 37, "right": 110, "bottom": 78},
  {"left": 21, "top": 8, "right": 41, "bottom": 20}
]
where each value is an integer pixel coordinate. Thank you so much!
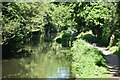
[{"left": 2, "top": 33, "right": 73, "bottom": 78}]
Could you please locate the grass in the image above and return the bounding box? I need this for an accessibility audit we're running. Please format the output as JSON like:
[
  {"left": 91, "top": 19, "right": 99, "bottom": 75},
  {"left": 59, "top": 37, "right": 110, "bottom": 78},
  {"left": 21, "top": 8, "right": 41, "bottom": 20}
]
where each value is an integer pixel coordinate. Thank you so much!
[
  {"left": 71, "top": 39, "right": 110, "bottom": 78},
  {"left": 19, "top": 31, "right": 110, "bottom": 78},
  {"left": 53, "top": 31, "right": 110, "bottom": 78},
  {"left": 109, "top": 41, "right": 120, "bottom": 58},
  {"left": 109, "top": 46, "right": 118, "bottom": 53}
]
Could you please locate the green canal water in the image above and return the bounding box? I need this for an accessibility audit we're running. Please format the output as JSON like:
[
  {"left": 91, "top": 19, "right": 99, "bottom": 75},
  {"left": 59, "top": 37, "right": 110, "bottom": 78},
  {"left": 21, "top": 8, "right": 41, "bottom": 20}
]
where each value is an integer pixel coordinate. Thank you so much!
[{"left": 2, "top": 34, "right": 72, "bottom": 78}]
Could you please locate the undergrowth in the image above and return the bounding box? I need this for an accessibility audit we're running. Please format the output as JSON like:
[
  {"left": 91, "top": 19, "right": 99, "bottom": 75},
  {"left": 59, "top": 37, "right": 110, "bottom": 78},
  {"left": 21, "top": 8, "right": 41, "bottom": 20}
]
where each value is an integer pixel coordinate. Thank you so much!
[
  {"left": 109, "top": 40, "right": 120, "bottom": 58},
  {"left": 71, "top": 39, "right": 109, "bottom": 78}
]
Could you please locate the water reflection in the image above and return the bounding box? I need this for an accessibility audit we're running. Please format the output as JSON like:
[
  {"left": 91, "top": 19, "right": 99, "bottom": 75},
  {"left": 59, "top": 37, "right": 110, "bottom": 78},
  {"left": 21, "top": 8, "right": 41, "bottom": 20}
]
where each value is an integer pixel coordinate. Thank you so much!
[
  {"left": 2, "top": 59, "right": 28, "bottom": 78},
  {"left": 2, "top": 33, "right": 72, "bottom": 78},
  {"left": 55, "top": 68, "right": 70, "bottom": 78}
]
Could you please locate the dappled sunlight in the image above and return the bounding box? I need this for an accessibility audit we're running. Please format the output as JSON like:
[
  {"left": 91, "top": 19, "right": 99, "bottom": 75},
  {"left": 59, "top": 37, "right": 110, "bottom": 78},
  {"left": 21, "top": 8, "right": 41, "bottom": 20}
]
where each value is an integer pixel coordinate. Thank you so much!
[
  {"left": 94, "top": 46, "right": 120, "bottom": 77},
  {"left": 2, "top": 2, "right": 120, "bottom": 79}
]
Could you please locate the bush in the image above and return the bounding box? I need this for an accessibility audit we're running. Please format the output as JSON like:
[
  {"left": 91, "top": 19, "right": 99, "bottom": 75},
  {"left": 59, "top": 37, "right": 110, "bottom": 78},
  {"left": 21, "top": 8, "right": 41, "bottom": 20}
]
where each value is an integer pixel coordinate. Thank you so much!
[
  {"left": 54, "top": 30, "right": 73, "bottom": 47},
  {"left": 71, "top": 39, "right": 109, "bottom": 78},
  {"left": 114, "top": 41, "right": 120, "bottom": 57},
  {"left": 77, "top": 30, "right": 97, "bottom": 43}
]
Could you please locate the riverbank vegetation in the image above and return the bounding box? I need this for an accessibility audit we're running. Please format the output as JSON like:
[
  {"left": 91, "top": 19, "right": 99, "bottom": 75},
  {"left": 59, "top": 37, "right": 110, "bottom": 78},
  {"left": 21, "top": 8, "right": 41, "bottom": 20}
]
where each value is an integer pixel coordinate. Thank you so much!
[
  {"left": 71, "top": 39, "right": 109, "bottom": 78},
  {"left": 2, "top": 2, "right": 120, "bottom": 78}
]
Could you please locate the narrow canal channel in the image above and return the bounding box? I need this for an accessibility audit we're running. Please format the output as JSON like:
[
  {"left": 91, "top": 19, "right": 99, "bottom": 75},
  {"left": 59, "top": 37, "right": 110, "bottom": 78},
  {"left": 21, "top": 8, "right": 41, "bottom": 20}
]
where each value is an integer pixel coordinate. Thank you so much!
[{"left": 2, "top": 33, "right": 72, "bottom": 78}]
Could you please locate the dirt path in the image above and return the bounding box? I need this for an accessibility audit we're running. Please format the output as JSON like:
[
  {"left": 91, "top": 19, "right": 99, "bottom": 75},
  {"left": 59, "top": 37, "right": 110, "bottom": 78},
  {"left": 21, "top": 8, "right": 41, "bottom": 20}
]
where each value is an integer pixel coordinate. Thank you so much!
[{"left": 95, "top": 46, "right": 120, "bottom": 78}]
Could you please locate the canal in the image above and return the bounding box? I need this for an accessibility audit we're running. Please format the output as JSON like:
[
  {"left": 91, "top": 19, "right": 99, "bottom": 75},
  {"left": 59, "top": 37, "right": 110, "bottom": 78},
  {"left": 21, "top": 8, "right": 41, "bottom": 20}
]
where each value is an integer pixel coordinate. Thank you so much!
[{"left": 2, "top": 33, "right": 72, "bottom": 78}]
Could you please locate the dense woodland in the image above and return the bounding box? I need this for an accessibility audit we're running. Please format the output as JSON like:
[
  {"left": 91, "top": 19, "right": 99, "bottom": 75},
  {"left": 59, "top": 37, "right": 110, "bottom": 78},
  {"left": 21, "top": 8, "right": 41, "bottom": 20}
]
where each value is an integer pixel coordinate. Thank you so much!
[{"left": 1, "top": 2, "right": 120, "bottom": 78}]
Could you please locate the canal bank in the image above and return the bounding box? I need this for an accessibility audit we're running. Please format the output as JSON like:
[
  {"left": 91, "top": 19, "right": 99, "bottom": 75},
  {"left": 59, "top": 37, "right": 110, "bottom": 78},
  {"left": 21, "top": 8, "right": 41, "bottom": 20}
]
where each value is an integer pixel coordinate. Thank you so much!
[{"left": 2, "top": 33, "right": 73, "bottom": 78}]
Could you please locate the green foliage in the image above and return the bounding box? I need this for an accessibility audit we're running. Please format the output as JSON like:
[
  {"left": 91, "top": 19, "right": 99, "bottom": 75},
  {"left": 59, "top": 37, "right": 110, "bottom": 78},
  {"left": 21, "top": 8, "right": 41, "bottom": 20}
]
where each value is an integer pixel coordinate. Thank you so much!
[
  {"left": 70, "top": 2, "right": 117, "bottom": 45},
  {"left": 2, "top": 2, "right": 120, "bottom": 78},
  {"left": 109, "top": 46, "right": 118, "bottom": 53},
  {"left": 77, "top": 30, "right": 97, "bottom": 43},
  {"left": 3, "top": 2, "right": 119, "bottom": 56},
  {"left": 115, "top": 48, "right": 120, "bottom": 58},
  {"left": 54, "top": 30, "right": 73, "bottom": 47},
  {"left": 113, "top": 41, "right": 120, "bottom": 57},
  {"left": 71, "top": 39, "right": 109, "bottom": 78},
  {"left": 2, "top": 2, "right": 54, "bottom": 57},
  {"left": 51, "top": 4, "right": 75, "bottom": 32},
  {"left": 109, "top": 41, "right": 120, "bottom": 57}
]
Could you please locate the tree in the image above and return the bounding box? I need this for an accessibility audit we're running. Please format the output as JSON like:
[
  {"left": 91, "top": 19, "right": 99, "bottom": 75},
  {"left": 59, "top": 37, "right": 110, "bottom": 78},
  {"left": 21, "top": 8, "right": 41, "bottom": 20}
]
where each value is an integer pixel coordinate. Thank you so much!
[
  {"left": 70, "top": 2, "right": 117, "bottom": 46},
  {"left": 51, "top": 3, "right": 75, "bottom": 32},
  {"left": 2, "top": 2, "right": 53, "bottom": 58}
]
